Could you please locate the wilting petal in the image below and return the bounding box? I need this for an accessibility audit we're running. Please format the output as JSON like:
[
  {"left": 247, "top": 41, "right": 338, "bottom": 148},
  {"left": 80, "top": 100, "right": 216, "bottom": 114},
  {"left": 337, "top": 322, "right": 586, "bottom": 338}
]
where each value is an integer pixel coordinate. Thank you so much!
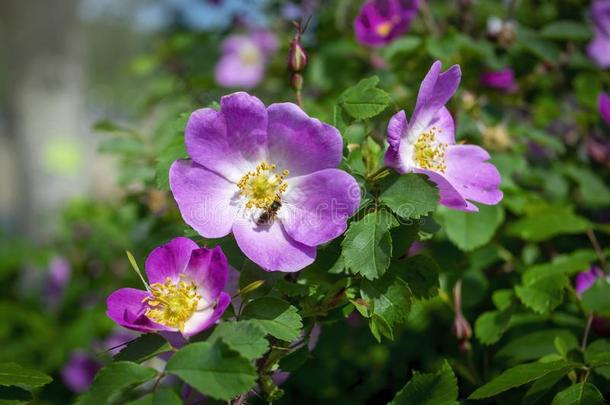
[
  {"left": 410, "top": 61, "right": 461, "bottom": 134},
  {"left": 232, "top": 220, "right": 316, "bottom": 272},
  {"left": 182, "top": 292, "right": 231, "bottom": 338},
  {"left": 106, "top": 288, "right": 172, "bottom": 333},
  {"left": 145, "top": 237, "right": 198, "bottom": 284},
  {"left": 184, "top": 246, "right": 228, "bottom": 302},
  {"left": 599, "top": 92, "right": 610, "bottom": 126},
  {"left": 443, "top": 145, "right": 503, "bottom": 209},
  {"left": 267, "top": 103, "right": 343, "bottom": 177},
  {"left": 281, "top": 169, "right": 360, "bottom": 247},
  {"left": 185, "top": 92, "right": 267, "bottom": 181},
  {"left": 170, "top": 160, "right": 241, "bottom": 239}
]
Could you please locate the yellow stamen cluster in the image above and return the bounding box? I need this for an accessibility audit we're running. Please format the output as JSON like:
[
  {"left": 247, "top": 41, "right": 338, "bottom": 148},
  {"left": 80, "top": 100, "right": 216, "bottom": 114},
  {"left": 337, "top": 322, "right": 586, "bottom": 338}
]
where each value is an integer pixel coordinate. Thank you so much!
[
  {"left": 237, "top": 162, "right": 289, "bottom": 209},
  {"left": 376, "top": 21, "right": 394, "bottom": 37},
  {"left": 240, "top": 44, "right": 261, "bottom": 66},
  {"left": 143, "top": 276, "right": 201, "bottom": 331},
  {"left": 414, "top": 127, "right": 448, "bottom": 173}
]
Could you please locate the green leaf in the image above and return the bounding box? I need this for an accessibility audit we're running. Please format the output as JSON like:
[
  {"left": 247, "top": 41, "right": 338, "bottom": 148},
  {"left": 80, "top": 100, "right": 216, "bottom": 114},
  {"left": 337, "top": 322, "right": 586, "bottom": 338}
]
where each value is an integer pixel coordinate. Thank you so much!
[
  {"left": 540, "top": 21, "right": 593, "bottom": 41},
  {"left": 515, "top": 274, "right": 569, "bottom": 314},
  {"left": 125, "top": 388, "right": 182, "bottom": 405},
  {"left": 585, "top": 340, "right": 610, "bottom": 378},
  {"left": 0, "top": 363, "right": 53, "bottom": 390},
  {"left": 278, "top": 346, "right": 310, "bottom": 372},
  {"left": 551, "top": 383, "right": 604, "bottom": 405},
  {"left": 380, "top": 36, "right": 422, "bottom": 61},
  {"left": 338, "top": 76, "right": 390, "bottom": 120},
  {"left": 342, "top": 210, "right": 395, "bottom": 280},
  {"left": 523, "top": 249, "right": 598, "bottom": 284},
  {"left": 379, "top": 174, "right": 439, "bottom": 220},
  {"left": 563, "top": 166, "right": 610, "bottom": 207},
  {"left": 241, "top": 297, "right": 303, "bottom": 342},
  {"left": 438, "top": 205, "right": 504, "bottom": 252},
  {"left": 369, "top": 313, "right": 394, "bottom": 342},
  {"left": 469, "top": 360, "right": 579, "bottom": 399},
  {"left": 475, "top": 306, "right": 514, "bottom": 345},
  {"left": 113, "top": 334, "right": 171, "bottom": 363},
  {"left": 507, "top": 205, "right": 590, "bottom": 242},
  {"left": 0, "top": 385, "right": 32, "bottom": 404},
  {"left": 522, "top": 370, "right": 567, "bottom": 405},
  {"left": 76, "top": 362, "right": 157, "bottom": 405},
  {"left": 207, "top": 321, "right": 269, "bottom": 360},
  {"left": 398, "top": 255, "right": 440, "bottom": 300},
  {"left": 361, "top": 272, "right": 411, "bottom": 328},
  {"left": 389, "top": 361, "right": 458, "bottom": 405},
  {"left": 497, "top": 330, "right": 579, "bottom": 362},
  {"left": 517, "top": 27, "right": 561, "bottom": 63},
  {"left": 166, "top": 341, "right": 257, "bottom": 401},
  {"left": 582, "top": 279, "right": 610, "bottom": 318},
  {"left": 155, "top": 137, "right": 186, "bottom": 190}
]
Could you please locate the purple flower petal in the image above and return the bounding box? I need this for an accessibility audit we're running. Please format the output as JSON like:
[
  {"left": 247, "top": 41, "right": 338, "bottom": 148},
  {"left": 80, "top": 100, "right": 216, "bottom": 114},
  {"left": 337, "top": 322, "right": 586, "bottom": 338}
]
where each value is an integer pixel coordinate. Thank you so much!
[
  {"left": 232, "top": 220, "right": 316, "bottom": 272},
  {"left": 281, "top": 169, "right": 360, "bottom": 247},
  {"left": 588, "top": 31, "right": 610, "bottom": 68},
  {"left": 385, "top": 110, "right": 408, "bottom": 171},
  {"left": 411, "top": 61, "right": 461, "bottom": 133},
  {"left": 215, "top": 54, "right": 265, "bottom": 89},
  {"left": 575, "top": 266, "right": 605, "bottom": 295},
  {"left": 416, "top": 168, "right": 471, "bottom": 211},
  {"left": 354, "top": 0, "right": 419, "bottom": 47},
  {"left": 442, "top": 144, "right": 503, "bottom": 209},
  {"left": 185, "top": 92, "right": 268, "bottom": 182},
  {"left": 61, "top": 352, "right": 101, "bottom": 393},
  {"left": 106, "top": 288, "right": 172, "bottom": 333},
  {"left": 145, "top": 237, "right": 198, "bottom": 284},
  {"left": 267, "top": 103, "right": 343, "bottom": 177},
  {"left": 170, "top": 160, "right": 240, "bottom": 239},
  {"left": 182, "top": 292, "right": 231, "bottom": 338},
  {"left": 479, "top": 69, "right": 518, "bottom": 92},
  {"left": 184, "top": 246, "right": 228, "bottom": 302},
  {"left": 599, "top": 92, "right": 610, "bottom": 126}
]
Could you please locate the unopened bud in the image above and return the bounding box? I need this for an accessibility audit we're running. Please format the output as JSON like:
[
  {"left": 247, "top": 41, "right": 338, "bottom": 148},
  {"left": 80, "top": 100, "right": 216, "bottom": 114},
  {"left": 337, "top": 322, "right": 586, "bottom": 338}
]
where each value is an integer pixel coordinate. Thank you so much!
[
  {"left": 452, "top": 312, "right": 472, "bottom": 342},
  {"left": 288, "top": 39, "right": 307, "bottom": 73},
  {"left": 291, "top": 73, "right": 304, "bottom": 92}
]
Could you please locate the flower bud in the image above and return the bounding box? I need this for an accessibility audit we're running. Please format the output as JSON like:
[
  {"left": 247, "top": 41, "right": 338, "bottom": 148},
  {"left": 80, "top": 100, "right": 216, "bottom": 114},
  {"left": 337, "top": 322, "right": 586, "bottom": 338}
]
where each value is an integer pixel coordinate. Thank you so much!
[
  {"left": 288, "top": 38, "right": 307, "bottom": 73},
  {"left": 291, "top": 72, "right": 304, "bottom": 92}
]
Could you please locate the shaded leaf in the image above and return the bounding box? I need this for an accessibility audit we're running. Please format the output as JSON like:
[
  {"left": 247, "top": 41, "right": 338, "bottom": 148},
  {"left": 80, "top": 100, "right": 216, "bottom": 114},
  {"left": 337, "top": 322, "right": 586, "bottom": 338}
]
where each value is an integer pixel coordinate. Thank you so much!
[
  {"left": 207, "top": 321, "right": 269, "bottom": 360},
  {"left": 0, "top": 363, "right": 52, "bottom": 390},
  {"left": 241, "top": 297, "right": 303, "bottom": 342},
  {"left": 438, "top": 205, "right": 504, "bottom": 252},
  {"left": 114, "top": 334, "right": 171, "bottom": 364},
  {"left": 550, "top": 383, "right": 604, "bottom": 405},
  {"left": 389, "top": 361, "right": 458, "bottom": 405},
  {"left": 379, "top": 174, "right": 439, "bottom": 220}
]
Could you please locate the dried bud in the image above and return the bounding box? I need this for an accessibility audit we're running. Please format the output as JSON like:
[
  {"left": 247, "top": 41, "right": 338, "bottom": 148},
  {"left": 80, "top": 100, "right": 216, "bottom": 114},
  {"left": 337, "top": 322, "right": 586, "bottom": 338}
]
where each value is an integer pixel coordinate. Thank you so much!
[{"left": 452, "top": 312, "right": 473, "bottom": 342}]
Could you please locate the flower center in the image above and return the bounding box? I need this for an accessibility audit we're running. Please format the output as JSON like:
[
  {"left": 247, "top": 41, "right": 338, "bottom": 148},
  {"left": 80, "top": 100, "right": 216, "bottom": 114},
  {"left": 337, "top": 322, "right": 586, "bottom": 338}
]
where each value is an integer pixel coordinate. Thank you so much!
[
  {"left": 240, "top": 43, "right": 261, "bottom": 66},
  {"left": 414, "top": 127, "right": 448, "bottom": 173},
  {"left": 143, "top": 276, "right": 201, "bottom": 331},
  {"left": 376, "top": 21, "right": 394, "bottom": 37},
  {"left": 237, "top": 161, "right": 289, "bottom": 209}
]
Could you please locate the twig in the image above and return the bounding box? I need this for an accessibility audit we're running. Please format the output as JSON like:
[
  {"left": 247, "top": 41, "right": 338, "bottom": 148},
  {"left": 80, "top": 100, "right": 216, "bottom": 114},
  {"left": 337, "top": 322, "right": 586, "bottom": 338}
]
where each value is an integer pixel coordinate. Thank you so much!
[
  {"left": 587, "top": 228, "right": 607, "bottom": 272},
  {"left": 581, "top": 313, "right": 594, "bottom": 352}
]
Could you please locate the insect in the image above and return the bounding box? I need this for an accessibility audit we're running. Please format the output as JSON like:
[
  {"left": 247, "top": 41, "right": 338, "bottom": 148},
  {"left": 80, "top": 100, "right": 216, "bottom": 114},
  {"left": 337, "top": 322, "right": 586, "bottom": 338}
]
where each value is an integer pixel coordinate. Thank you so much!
[{"left": 256, "top": 199, "right": 282, "bottom": 225}]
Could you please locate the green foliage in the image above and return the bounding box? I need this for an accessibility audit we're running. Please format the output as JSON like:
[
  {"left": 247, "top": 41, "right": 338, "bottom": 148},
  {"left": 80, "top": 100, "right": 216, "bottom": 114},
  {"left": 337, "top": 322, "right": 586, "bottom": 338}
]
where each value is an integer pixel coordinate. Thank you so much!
[
  {"left": 469, "top": 360, "right": 579, "bottom": 399},
  {"left": 582, "top": 279, "right": 610, "bottom": 318},
  {"left": 113, "top": 334, "right": 171, "bottom": 363},
  {"left": 398, "top": 255, "right": 440, "bottom": 300},
  {"left": 507, "top": 204, "right": 590, "bottom": 242},
  {"left": 207, "top": 321, "right": 269, "bottom": 360},
  {"left": 0, "top": 363, "right": 52, "bottom": 389},
  {"left": 337, "top": 76, "right": 390, "bottom": 120},
  {"left": 379, "top": 174, "right": 439, "bottom": 220},
  {"left": 550, "top": 383, "right": 605, "bottom": 405},
  {"left": 125, "top": 388, "right": 182, "bottom": 405},
  {"left": 342, "top": 210, "right": 396, "bottom": 280},
  {"left": 76, "top": 362, "right": 158, "bottom": 405},
  {"left": 166, "top": 341, "right": 257, "bottom": 401},
  {"left": 241, "top": 297, "right": 303, "bottom": 342},
  {"left": 437, "top": 205, "right": 505, "bottom": 251},
  {"left": 361, "top": 272, "right": 412, "bottom": 339},
  {"left": 389, "top": 361, "right": 458, "bottom": 405}
]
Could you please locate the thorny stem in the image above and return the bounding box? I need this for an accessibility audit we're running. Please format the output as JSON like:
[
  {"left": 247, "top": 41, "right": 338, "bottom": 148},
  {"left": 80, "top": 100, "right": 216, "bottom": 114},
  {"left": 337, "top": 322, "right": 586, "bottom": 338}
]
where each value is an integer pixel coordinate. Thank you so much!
[
  {"left": 587, "top": 228, "right": 608, "bottom": 272},
  {"left": 581, "top": 313, "right": 594, "bottom": 352},
  {"left": 366, "top": 166, "right": 392, "bottom": 182}
]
